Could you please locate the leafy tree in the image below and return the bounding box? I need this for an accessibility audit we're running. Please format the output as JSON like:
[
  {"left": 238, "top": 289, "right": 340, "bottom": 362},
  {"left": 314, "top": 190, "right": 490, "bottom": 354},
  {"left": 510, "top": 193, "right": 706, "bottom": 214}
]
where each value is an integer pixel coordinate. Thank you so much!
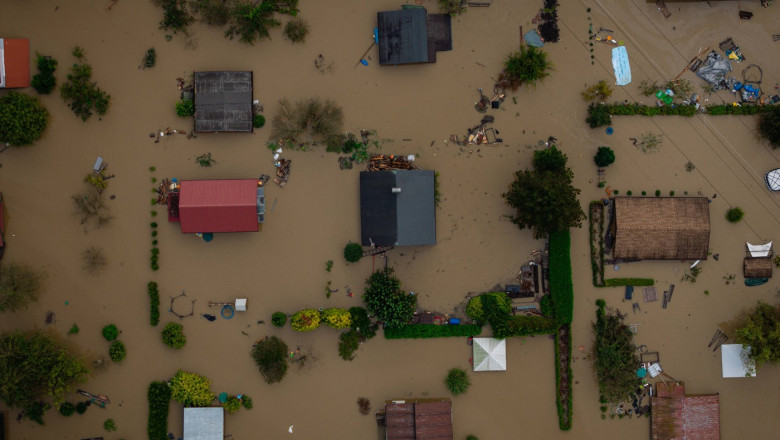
[
  {"left": 225, "top": 2, "right": 281, "bottom": 44},
  {"left": 0, "top": 91, "right": 49, "bottom": 148},
  {"left": 592, "top": 300, "right": 639, "bottom": 403},
  {"left": 444, "top": 368, "right": 470, "bottom": 395},
  {"left": 349, "top": 306, "right": 377, "bottom": 339},
  {"left": 503, "top": 147, "right": 585, "bottom": 238},
  {"left": 291, "top": 309, "right": 321, "bottom": 331},
  {"left": 159, "top": 0, "right": 195, "bottom": 34},
  {"left": 726, "top": 207, "right": 744, "bottom": 223},
  {"left": 0, "top": 330, "right": 89, "bottom": 423},
  {"left": 758, "top": 107, "right": 780, "bottom": 149},
  {"left": 251, "top": 336, "right": 289, "bottom": 384},
  {"left": 362, "top": 269, "right": 416, "bottom": 327},
  {"left": 170, "top": 370, "right": 215, "bottom": 406},
  {"left": 498, "top": 45, "right": 553, "bottom": 90},
  {"left": 344, "top": 242, "right": 363, "bottom": 262},
  {"left": 161, "top": 322, "right": 186, "bottom": 349},
  {"left": 60, "top": 48, "right": 111, "bottom": 121},
  {"left": 734, "top": 302, "right": 780, "bottom": 372},
  {"left": 0, "top": 263, "right": 46, "bottom": 312},
  {"left": 533, "top": 145, "right": 567, "bottom": 173},
  {"left": 31, "top": 55, "right": 58, "bottom": 94},
  {"left": 594, "top": 146, "right": 615, "bottom": 167},
  {"left": 271, "top": 312, "right": 287, "bottom": 327},
  {"left": 109, "top": 340, "right": 126, "bottom": 362},
  {"left": 102, "top": 324, "right": 119, "bottom": 341},
  {"left": 241, "top": 395, "right": 253, "bottom": 409},
  {"left": 59, "top": 402, "right": 75, "bottom": 416}
]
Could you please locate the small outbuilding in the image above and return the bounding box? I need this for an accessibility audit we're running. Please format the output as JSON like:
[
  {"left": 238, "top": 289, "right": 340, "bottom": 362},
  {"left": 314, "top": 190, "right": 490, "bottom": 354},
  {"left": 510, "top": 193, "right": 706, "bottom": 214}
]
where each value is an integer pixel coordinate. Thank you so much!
[
  {"left": 743, "top": 257, "right": 772, "bottom": 278},
  {"left": 360, "top": 170, "right": 436, "bottom": 247},
  {"left": 0, "top": 38, "right": 30, "bottom": 88},
  {"left": 377, "top": 8, "right": 452, "bottom": 65},
  {"left": 472, "top": 338, "right": 506, "bottom": 372},
  {"left": 721, "top": 344, "right": 756, "bottom": 378},
  {"left": 193, "top": 71, "right": 253, "bottom": 133},
  {"left": 651, "top": 382, "right": 720, "bottom": 440},
  {"left": 175, "top": 179, "right": 262, "bottom": 233},
  {"left": 384, "top": 399, "right": 452, "bottom": 440},
  {"left": 612, "top": 197, "right": 710, "bottom": 261},
  {"left": 183, "top": 407, "right": 224, "bottom": 440}
]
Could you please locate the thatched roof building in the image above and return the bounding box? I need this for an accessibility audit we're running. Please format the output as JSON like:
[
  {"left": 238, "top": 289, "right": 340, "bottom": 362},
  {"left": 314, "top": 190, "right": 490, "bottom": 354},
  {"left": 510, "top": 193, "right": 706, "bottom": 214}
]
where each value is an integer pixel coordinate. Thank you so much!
[
  {"left": 612, "top": 197, "right": 710, "bottom": 260},
  {"left": 743, "top": 257, "right": 773, "bottom": 278},
  {"left": 193, "top": 71, "right": 253, "bottom": 133},
  {"left": 651, "top": 382, "right": 720, "bottom": 440},
  {"left": 385, "top": 399, "right": 452, "bottom": 440}
]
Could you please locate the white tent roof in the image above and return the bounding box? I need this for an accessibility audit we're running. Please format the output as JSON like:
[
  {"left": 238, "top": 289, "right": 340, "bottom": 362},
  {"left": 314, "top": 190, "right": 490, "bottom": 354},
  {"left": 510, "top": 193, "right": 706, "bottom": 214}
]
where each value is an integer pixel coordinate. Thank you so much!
[
  {"left": 746, "top": 241, "right": 772, "bottom": 258},
  {"left": 766, "top": 168, "right": 780, "bottom": 191},
  {"left": 721, "top": 344, "right": 756, "bottom": 378},
  {"left": 472, "top": 338, "right": 506, "bottom": 371},
  {"left": 183, "top": 407, "right": 224, "bottom": 440}
]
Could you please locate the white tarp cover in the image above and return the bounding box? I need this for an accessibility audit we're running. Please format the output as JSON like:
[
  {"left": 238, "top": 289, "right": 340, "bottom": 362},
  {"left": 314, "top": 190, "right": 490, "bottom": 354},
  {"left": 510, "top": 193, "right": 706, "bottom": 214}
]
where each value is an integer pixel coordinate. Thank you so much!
[
  {"left": 183, "top": 407, "right": 224, "bottom": 440},
  {"left": 721, "top": 344, "right": 756, "bottom": 378},
  {"left": 473, "top": 338, "right": 506, "bottom": 371},
  {"left": 746, "top": 241, "right": 772, "bottom": 258},
  {"left": 766, "top": 168, "right": 780, "bottom": 191},
  {"left": 611, "top": 46, "right": 631, "bottom": 86}
]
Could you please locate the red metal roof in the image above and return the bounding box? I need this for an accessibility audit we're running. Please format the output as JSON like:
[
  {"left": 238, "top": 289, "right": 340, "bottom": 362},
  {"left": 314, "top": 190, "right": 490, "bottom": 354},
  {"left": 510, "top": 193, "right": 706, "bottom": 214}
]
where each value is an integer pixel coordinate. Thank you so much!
[
  {"left": 651, "top": 382, "right": 720, "bottom": 440},
  {"left": 385, "top": 401, "right": 452, "bottom": 440},
  {"left": 1, "top": 39, "right": 30, "bottom": 88},
  {"left": 178, "top": 179, "right": 258, "bottom": 233}
]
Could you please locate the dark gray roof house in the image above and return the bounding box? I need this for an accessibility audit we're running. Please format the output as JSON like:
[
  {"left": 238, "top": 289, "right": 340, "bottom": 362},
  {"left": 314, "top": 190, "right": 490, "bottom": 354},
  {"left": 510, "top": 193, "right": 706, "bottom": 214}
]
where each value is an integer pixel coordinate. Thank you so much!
[
  {"left": 377, "top": 8, "right": 452, "bottom": 66},
  {"left": 360, "top": 170, "right": 436, "bottom": 247},
  {"left": 193, "top": 71, "right": 253, "bottom": 133}
]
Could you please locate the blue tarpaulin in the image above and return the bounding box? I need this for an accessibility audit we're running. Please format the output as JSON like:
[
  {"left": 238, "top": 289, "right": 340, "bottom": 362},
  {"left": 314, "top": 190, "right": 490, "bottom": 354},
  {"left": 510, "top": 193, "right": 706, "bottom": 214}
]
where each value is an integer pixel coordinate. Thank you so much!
[
  {"left": 612, "top": 46, "right": 631, "bottom": 86},
  {"left": 524, "top": 30, "right": 544, "bottom": 48}
]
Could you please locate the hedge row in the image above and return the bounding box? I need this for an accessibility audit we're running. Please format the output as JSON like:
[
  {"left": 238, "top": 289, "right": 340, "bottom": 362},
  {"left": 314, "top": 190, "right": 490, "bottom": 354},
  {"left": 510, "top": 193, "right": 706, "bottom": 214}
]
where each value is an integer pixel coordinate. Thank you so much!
[
  {"left": 492, "top": 315, "right": 559, "bottom": 339},
  {"left": 603, "top": 278, "right": 654, "bottom": 287},
  {"left": 587, "top": 102, "right": 776, "bottom": 128},
  {"left": 148, "top": 282, "right": 160, "bottom": 326},
  {"left": 705, "top": 104, "right": 775, "bottom": 115},
  {"left": 549, "top": 231, "right": 574, "bottom": 324},
  {"left": 147, "top": 381, "right": 171, "bottom": 440},
  {"left": 384, "top": 324, "right": 482, "bottom": 339},
  {"left": 606, "top": 103, "right": 698, "bottom": 117},
  {"left": 555, "top": 324, "right": 573, "bottom": 431}
]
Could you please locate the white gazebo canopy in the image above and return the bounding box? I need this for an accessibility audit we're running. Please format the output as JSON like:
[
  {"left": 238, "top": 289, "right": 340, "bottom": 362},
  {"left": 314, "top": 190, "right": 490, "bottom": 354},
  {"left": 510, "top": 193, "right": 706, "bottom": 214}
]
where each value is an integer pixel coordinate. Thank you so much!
[
  {"left": 721, "top": 344, "right": 756, "bottom": 378},
  {"left": 746, "top": 241, "right": 772, "bottom": 258},
  {"left": 472, "top": 338, "right": 506, "bottom": 371},
  {"left": 183, "top": 407, "right": 224, "bottom": 440}
]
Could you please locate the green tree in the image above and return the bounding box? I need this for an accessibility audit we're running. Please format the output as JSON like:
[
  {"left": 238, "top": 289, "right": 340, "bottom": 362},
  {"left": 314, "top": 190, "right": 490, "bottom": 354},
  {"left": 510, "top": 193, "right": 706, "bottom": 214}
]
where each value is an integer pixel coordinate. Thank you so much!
[
  {"left": 225, "top": 2, "right": 281, "bottom": 44},
  {"left": 498, "top": 45, "right": 553, "bottom": 90},
  {"left": 0, "top": 330, "right": 89, "bottom": 423},
  {"left": 444, "top": 368, "right": 471, "bottom": 395},
  {"left": 0, "top": 263, "right": 46, "bottom": 312},
  {"left": 734, "top": 302, "right": 780, "bottom": 372},
  {"left": 362, "top": 269, "right": 416, "bottom": 327},
  {"left": 592, "top": 300, "right": 639, "bottom": 403},
  {"left": 0, "top": 91, "right": 49, "bottom": 148},
  {"left": 533, "top": 145, "right": 567, "bottom": 173},
  {"left": 251, "top": 336, "right": 289, "bottom": 384},
  {"left": 170, "top": 370, "right": 215, "bottom": 407},
  {"left": 503, "top": 148, "right": 585, "bottom": 238},
  {"left": 31, "top": 55, "right": 58, "bottom": 94},
  {"left": 161, "top": 322, "right": 186, "bottom": 349},
  {"left": 758, "top": 108, "right": 780, "bottom": 149},
  {"left": 726, "top": 207, "right": 744, "bottom": 223},
  {"left": 60, "top": 48, "right": 111, "bottom": 121},
  {"left": 594, "top": 146, "right": 615, "bottom": 167},
  {"left": 344, "top": 242, "right": 363, "bottom": 262}
]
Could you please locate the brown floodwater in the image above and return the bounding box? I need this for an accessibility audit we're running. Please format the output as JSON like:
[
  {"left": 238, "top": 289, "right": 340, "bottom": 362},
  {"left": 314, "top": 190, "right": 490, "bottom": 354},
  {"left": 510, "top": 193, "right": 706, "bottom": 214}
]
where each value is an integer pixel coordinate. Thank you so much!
[{"left": 1, "top": 0, "right": 779, "bottom": 439}]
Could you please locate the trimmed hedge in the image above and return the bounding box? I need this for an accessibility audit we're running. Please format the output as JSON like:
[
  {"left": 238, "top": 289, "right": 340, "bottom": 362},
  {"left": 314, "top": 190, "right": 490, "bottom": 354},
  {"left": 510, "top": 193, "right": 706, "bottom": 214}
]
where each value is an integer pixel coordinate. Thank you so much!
[
  {"left": 147, "top": 381, "right": 171, "bottom": 440},
  {"left": 587, "top": 102, "right": 772, "bottom": 128},
  {"left": 384, "top": 324, "right": 482, "bottom": 339},
  {"left": 606, "top": 103, "right": 697, "bottom": 117},
  {"left": 603, "top": 278, "right": 654, "bottom": 287},
  {"left": 706, "top": 104, "right": 774, "bottom": 115},
  {"left": 491, "top": 315, "right": 558, "bottom": 338},
  {"left": 549, "top": 231, "right": 573, "bottom": 324},
  {"left": 148, "top": 282, "right": 160, "bottom": 326},
  {"left": 555, "top": 324, "right": 573, "bottom": 430}
]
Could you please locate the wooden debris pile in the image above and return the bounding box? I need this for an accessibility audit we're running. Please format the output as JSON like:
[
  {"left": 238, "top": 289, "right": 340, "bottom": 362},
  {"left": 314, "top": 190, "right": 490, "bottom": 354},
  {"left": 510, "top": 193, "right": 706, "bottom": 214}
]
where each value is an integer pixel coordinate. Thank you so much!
[
  {"left": 367, "top": 155, "right": 418, "bottom": 171},
  {"left": 274, "top": 159, "right": 292, "bottom": 188}
]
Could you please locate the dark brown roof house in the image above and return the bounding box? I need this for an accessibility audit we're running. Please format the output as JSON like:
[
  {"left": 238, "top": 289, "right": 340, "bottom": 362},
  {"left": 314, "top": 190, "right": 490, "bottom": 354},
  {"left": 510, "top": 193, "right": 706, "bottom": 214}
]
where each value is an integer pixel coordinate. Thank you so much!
[
  {"left": 611, "top": 197, "right": 711, "bottom": 261},
  {"left": 382, "top": 399, "right": 453, "bottom": 440}
]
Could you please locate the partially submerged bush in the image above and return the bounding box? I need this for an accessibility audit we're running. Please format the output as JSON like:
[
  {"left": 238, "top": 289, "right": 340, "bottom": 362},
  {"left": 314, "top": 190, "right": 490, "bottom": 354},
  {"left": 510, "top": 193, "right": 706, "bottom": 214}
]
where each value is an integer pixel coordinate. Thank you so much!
[
  {"left": 291, "top": 309, "right": 321, "bottom": 331},
  {"left": 147, "top": 381, "right": 172, "bottom": 440},
  {"left": 466, "top": 292, "right": 511, "bottom": 322},
  {"left": 758, "top": 108, "right": 780, "bottom": 149},
  {"left": 594, "top": 146, "right": 615, "bottom": 167},
  {"left": 362, "top": 269, "right": 416, "bottom": 328},
  {"left": 32, "top": 54, "right": 58, "bottom": 94},
  {"left": 322, "top": 308, "right": 351, "bottom": 329},
  {"left": 82, "top": 247, "right": 107, "bottom": 275},
  {"left": 176, "top": 99, "right": 195, "bottom": 117},
  {"left": 102, "top": 324, "right": 119, "bottom": 341},
  {"left": 284, "top": 18, "right": 309, "bottom": 43},
  {"left": 0, "top": 91, "right": 49, "bottom": 147},
  {"left": 253, "top": 114, "right": 265, "bottom": 128},
  {"left": 344, "top": 242, "right": 363, "bottom": 262},
  {"left": 148, "top": 282, "right": 160, "bottom": 326},
  {"left": 60, "top": 47, "right": 110, "bottom": 121},
  {"left": 271, "top": 312, "right": 287, "bottom": 327},
  {"left": 497, "top": 45, "right": 553, "bottom": 90},
  {"left": 444, "top": 368, "right": 470, "bottom": 395},
  {"left": 582, "top": 80, "right": 613, "bottom": 102},
  {"left": 270, "top": 97, "right": 344, "bottom": 144},
  {"left": 59, "top": 402, "right": 75, "bottom": 416},
  {"left": 726, "top": 207, "right": 744, "bottom": 223},
  {"left": 251, "top": 336, "right": 289, "bottom": 384},
  {"left": 158, "top": 0, "right": 195, "bottom": 34},
  {"left": 161, "top": 322, "right": 186, "bottom": 349},
  {"left": 338, "top": 329, "right": 360, "bottom": 361},
  {"left": 109, "top": 340, "right": 126, "bottom": 362},
  {"left": 170, "top": 370, "right": 215, "bottom": 406},
  {"left": 438, "top": 0, "right": 467, "bottom": 16},
  {"left": 586, "top": 103, "right": 611, "bottom": 128}
]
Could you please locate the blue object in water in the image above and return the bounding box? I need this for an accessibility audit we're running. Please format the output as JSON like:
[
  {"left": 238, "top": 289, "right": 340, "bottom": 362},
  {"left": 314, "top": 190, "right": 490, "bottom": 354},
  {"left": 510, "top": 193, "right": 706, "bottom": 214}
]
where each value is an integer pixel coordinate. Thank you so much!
[
  {"left": 606, "top": 127, "right": 614, "bottom": 135},
  {"left": 636, "top": 368, "right": 647, "bottom": 378},
  {"left": 360, "top": 59, "right": 368, "bottom": 66},
  {"left": 202, "top": 232, "right": 213, "bottom": 242},
  {"left": 221, "top": 305, "right": 235, "bottom": 319},
  {"left": 449, "top": 318, "right": 461, "bottom": 325},
  {"left": 733, "top": 82, "right": 742, "bottom": 91},
  {"left": 373, "top": 27, "right": 379, "bottom": 44}
]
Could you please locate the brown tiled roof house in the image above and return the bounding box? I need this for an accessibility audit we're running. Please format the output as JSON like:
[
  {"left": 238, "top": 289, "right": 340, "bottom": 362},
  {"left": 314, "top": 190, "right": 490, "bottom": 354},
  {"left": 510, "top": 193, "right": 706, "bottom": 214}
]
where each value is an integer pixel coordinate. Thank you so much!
[
  {"left": 651, "top": 382, "right": 720, "bottom": 440},
  {"left": 385, "top": 400, "right": 452, "bottom": 440},
  {"left": 743, "top": 257, "right": 773, "bottom": 278},
  {"left": 613, "top": 197, "right": 710, "bottom": 260}
]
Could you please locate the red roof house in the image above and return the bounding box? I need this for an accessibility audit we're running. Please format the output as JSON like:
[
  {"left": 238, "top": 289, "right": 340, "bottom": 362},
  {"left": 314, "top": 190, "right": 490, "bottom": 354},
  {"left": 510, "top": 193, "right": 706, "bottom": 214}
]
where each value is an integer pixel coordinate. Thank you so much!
[
  {"left": 177, "top": 179, "right": 259, "bottom": 233},
  {"left": 0, "top": 39, "right": 30, "bottom": 88},
  {"left": 385, "top": 400, "right": 452, "bottom": 440},
  {"left": 651, "top": 382, "right": 720, "bottom": 440}
]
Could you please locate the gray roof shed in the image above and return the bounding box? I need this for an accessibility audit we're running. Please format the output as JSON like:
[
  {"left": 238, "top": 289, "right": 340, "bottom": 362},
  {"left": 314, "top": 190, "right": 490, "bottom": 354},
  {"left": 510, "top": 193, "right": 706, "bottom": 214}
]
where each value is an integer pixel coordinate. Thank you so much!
[
  {"left": 193, "top": 71, "right": 253, "bottom": 133},
  {"left": 183, "top": 407, "right": 224, "bottom": 440},
  {"left": 360, "top": 170, "right": 436, "bottom": 247},
  {"left": 377, "top": 8, "right": 452, "bottom": 66}
]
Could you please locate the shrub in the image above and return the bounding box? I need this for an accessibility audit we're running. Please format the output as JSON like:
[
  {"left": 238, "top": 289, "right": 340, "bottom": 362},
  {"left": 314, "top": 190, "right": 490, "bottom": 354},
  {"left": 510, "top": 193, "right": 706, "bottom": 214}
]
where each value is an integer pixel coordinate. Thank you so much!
[
  {"left": 626, "top": 190, "right": 633, "bottom": 196},
  {"left": 362, "top": 269, "right": 416, "bottom": 327},
  {"left": 142, "top": 48, "right": 157, "bottom": 69},
  {"left": 757, "top": 108, "right": 780, "bottom": 149},
  {"left": 32, "top": 54, "right": 58, "bottom": 94},
  {"left": 102, "top": 324, "right": 119, "bottom": 341},
  {"left": 0, "top": 91, "right": 50, "bottom": 146},
  {"left": 669, "top": 190, "right": 675, "bottom": 196},
  {"left": 175, "top": 99, "right": 195, "bottom": 117},
  {"left": 162, "top": 322, "right": 186, "bottom": 349},
  {"left": 349, "top": 306, "right": 377, "bottom": 339},
  {"left": 498, "top": 45, "right": 553, "bottom": 90},
  {"left": 68, "top": 324, "right": 79, "bottom": 335},
  {"left": 195, "top": 152, "right": 215, "bottom": 167},
  {"left": 271, "top": 97, "right": 344, "bottom": 144},
  {"left": 444, "top": 368, "right": 470, "bottom": 395},
  {"left": 241, "top": 395, "right": 253, "bottom": 409},
  {"left": 466, "top": 292, "right": 511, "bottom": 322},
  {"left": 59, "top": 402, "right": 75, "bottom": 416},
  {"left": 490, "top": 315, "right": 558, "bottom": 338},
  {"left": 284, "top": 18, "right": 309, "bottom": 43},
  {"left": 225, "top": 2, "right": 283, "bottom": 44},
  {"left": 253, "top": 114, "right": 265, "bottom": 128},
  {"left": 438, "top": 0, "right": 467, "bottom": 16},
  {"left": 251, "top": 336, "right": 289, "bottom": 384},
  {"left": 103, "top": 418, "right": 117, "bottom": 432},
  {"left": 641, "top": 191, "right": 647, "bottom": 196},
  {"left": 655, "top": 190, "right": 661, "bottom": 197},
  {"left": 148, "top": 282, "right": 160, "bottom": 326},
  {"left": 109, "top": 340, "right": 126, "bottom": 362},
  {"left": 726, "top": 207, "right": 744, "bottom": 223},
  {"left": 586, "top": 103, "right": 611, "bottom": 128},
  {"left": 271, "top": 312, "right": 287, "bottom": 327},
  {"left": 613, "top": 190, "right": 619, "bottom": 195},
  {"left": 291, "top": 309, "right": 321, "bottom": 331},
  {"left": 540, "top": 294, "right": 553, "bottom": 318},
  {"left": 60, "top": 49, "right": 110, "bottom": 121},
  {"left": 594, "top": 146, "right": 615, "bottom": 167},
  {"left": 338, "top": 329, "right": 360, "bottom": 360},
  {"left": 383, "top": 324, "right": 482, "bottom": 339},
  {"left": 148, "top": 381, "right": 171, "bottom": 440},
  {"left": 191, "top": 0, "right": 231, "bottom": 25},
  {"left": 223, "top": 395, "right": 241, "bottom": 414},
  {"left": 82, "top": 246, "right": 107, "bottom": 275},
  {"left": 158, "top": 0, "right": 195, "bottom": 34},
  {"left": 344, "top": 242, "right": 362, "bottom": 262},
  {"left": 75, "top": 401, "right": 88, "bottom": 414},
  {"left": 170, "top": 370, "right": 215, "bottom": 407},
  {"left": 322, "top": 308, "right": 351, "bottom": 329},
  {"left": 603, "top": 278, "right": 654, "bottom": 287},
  {"left": 734, "top": 302, "right": 780, "bottom": 373},
  {"left": 582, "top": 80, "right": 613, "bottom": 102},
  {"left": 707, "top": 103, "right": 774, "bottom": 116},
  {"left": 549, "top": 231, "right": 573, "bottom": 324}
]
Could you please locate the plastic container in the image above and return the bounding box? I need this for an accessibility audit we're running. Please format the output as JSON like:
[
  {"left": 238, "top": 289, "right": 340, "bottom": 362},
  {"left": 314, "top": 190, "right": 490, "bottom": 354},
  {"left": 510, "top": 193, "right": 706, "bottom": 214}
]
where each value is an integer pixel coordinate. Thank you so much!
[{"left": 449, "top": 318, "right": 461, "bottom": 325}]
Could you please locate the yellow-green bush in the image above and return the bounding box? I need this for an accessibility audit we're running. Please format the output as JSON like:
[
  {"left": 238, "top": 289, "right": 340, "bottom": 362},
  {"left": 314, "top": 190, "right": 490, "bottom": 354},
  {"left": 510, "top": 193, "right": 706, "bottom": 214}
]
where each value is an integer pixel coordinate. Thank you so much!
[
  {"left": 322, "top": 308, "right": 351, "bottom": 329},
  {"left": 291, "top": 309, "right": 321, "bottom": 331}
]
